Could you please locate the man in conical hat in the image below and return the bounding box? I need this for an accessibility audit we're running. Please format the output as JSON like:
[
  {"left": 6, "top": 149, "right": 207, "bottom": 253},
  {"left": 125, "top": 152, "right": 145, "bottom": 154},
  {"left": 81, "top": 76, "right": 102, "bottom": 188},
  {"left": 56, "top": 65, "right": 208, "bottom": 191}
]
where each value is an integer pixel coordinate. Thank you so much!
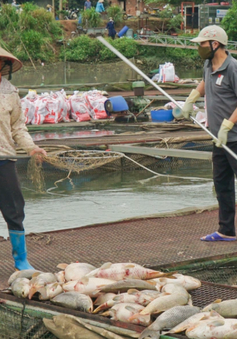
[{"left": 0, "top": 47, "right": 47, "bottom": 270}]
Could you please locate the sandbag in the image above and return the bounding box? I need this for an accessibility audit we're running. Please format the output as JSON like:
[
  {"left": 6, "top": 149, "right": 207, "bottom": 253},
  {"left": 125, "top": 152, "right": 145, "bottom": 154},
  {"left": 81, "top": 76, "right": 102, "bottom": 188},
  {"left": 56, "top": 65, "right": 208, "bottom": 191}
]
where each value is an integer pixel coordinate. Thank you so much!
[
  {"left": 83, "top": 90, "right": 108, "bottom": 120},
  {"left": 162, "top": 62, "right": 175, "bottom": 83},
  {"left": 69, "top": 92, "right": 91, "bottom": 122}
]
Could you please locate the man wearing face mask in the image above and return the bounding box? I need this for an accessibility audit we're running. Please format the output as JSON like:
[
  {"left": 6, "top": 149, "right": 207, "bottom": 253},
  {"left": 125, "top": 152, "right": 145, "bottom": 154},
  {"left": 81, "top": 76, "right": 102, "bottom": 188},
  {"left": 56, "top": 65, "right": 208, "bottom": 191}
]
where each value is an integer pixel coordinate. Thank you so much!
[{"left": 182, "top": 25, "right": 237, "bottom": 242}]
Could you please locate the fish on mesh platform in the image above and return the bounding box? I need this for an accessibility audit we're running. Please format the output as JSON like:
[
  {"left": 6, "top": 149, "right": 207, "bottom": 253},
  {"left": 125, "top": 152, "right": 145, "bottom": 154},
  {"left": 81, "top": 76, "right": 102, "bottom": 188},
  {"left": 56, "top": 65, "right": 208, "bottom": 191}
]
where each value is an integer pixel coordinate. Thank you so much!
[
  {"left": 85, "top": 262, "right": 173, "bottom": 281},
  {"left": 50, "top": 291, "right": 93, "bottom": 312},
  {"left": 101, "top": 302, "right": 151, "bottom": 326},
  {"left": 202, "top": 298, "right": 237, "bottom": 318},
  {"left": 57, "top": 262, "right": 96, "bottom": 281},
  {"left": 93, "top": 289, "right": 161, "bottom": 313},
  {"left": 186, "top": 317, "right": 237, "bottom": 339},
  {"left": 138, "top": 305, "right": 200, "bottom": 339}
]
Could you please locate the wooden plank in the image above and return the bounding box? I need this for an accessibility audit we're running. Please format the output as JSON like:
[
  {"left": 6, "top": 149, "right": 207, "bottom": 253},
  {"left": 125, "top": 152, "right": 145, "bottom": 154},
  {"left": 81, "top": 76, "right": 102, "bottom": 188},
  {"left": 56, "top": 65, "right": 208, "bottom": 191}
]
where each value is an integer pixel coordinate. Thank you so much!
[{"left": 109, "top": 144, "right": 212, "bottom": 160}]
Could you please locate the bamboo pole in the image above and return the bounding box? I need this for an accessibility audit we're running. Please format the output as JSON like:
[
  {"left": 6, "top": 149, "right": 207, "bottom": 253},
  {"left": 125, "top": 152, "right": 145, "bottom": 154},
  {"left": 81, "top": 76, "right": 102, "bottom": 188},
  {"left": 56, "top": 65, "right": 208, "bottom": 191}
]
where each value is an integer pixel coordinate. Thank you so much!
[{"left": 97, "top": 36, "right": 237, "bottom": 162}]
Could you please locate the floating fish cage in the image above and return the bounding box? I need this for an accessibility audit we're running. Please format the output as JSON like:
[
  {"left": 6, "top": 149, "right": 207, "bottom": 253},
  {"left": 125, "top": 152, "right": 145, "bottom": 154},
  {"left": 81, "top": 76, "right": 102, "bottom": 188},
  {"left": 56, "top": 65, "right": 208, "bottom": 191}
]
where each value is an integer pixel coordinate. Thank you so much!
[
  {"left": 105, "top": 139, "right": 213, "bottom": 172},
  {"left": 0, "top": 302, "right": 56, "bottom": 339},
  {"left": 15, "top": 138, "right": 213, "bottom": 186},
  {"left": 1, "top": 278, "right": 237, "bottom": 339}
]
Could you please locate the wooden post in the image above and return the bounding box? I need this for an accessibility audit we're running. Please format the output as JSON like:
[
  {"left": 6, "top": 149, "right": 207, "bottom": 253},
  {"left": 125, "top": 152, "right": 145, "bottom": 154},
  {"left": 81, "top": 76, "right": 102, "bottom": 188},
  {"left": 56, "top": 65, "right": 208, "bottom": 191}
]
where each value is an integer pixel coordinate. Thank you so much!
[
  {"left": 59, "top": 0, "right": 63, "bottom": 20},
  {"left": 52, "top": 0, "right": 55, "bottom": 19}
]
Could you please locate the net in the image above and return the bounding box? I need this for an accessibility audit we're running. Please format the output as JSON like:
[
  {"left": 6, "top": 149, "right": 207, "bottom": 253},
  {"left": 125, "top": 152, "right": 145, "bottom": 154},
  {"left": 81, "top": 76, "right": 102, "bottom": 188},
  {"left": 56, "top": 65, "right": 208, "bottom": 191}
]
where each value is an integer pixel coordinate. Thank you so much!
[
  {"left": 0, "top": 303, "right": 56, "bottom": 339},
  {"left": 43, "top": 150, "right": 124, "bottom": 173},
  {"left": 27, "top": 150, "right": 124, "bottom": 192}
]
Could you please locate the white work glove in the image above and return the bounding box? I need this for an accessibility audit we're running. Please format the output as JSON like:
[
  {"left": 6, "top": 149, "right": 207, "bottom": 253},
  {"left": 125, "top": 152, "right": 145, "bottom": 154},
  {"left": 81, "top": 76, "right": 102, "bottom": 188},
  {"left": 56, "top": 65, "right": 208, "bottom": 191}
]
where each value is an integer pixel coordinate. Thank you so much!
[
  {"left": 215, "top": 119, "right": 234, "bottom": 147},
  {"left": 182, "top": 89, "right": 201, "bottom": 119}
]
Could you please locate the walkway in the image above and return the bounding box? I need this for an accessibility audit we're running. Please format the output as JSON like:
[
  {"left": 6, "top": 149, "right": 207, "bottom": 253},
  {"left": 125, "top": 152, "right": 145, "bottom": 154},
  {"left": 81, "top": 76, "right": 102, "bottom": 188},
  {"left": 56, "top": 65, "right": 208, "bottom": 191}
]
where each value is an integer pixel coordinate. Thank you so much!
[
  {"left": 1, "top": 206, "right": 237, "bottom": 291},
  {"left": 137, "top": 34, "right": 237, "bottom": 55}
]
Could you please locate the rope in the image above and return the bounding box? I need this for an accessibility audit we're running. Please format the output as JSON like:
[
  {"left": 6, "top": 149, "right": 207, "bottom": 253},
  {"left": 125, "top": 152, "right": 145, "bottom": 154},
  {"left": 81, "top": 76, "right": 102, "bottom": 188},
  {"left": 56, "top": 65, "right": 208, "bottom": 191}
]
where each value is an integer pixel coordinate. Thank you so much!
[{"left": 27, "top": 149, "right": 212, "bottom": 194}]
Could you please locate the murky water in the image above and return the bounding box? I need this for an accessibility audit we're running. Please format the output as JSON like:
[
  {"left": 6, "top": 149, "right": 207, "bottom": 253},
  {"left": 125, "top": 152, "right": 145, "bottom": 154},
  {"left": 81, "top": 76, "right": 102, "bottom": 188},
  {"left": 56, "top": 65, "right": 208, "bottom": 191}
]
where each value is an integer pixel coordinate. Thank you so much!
[
  {"left": 11, "top": 61, "right": 140, "bottom": 87},
  {"left": 10, "top": 61, "right": 203, "bottom": 87},
  {"left": 0, "top": 61, "right": 208, "bottom": 239},
  {"left": 0, "top": 160, "right": 220, "bottom": 239}
]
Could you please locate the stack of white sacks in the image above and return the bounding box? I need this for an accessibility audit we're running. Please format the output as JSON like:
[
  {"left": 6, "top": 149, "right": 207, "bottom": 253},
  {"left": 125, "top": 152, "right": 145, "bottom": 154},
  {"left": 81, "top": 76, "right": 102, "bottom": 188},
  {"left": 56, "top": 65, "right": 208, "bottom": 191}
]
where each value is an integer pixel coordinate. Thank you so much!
[{"left": 21, "top": 89, "right": 109, "bottom": 125}]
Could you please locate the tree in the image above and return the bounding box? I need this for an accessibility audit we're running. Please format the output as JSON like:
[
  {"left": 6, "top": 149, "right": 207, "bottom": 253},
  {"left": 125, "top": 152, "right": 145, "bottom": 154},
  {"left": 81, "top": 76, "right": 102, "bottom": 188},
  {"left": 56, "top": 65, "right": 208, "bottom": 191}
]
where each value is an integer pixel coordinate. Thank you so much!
[
  {"left": 159, "top": 6, "right": 173, "bottom": 33},
  {"left": 106, "top": 5, "right": 123, "bottom": 25},
  {"left": 166, "top": 13, "right": 184, "bottom": 33},
  {"left": 82, "top": 7, "right": 101, "bottom": 28},
  {"left": 221, "top": 1, "right": 237, "bottom": 41}
]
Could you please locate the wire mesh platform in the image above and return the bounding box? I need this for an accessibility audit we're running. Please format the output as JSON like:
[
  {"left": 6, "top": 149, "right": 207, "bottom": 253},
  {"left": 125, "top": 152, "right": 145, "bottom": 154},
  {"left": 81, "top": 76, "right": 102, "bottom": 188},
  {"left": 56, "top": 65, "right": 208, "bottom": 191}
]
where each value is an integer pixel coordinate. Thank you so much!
[
  {"left": 1, "top": 206, "right": 237, "bottom": 289},
  {"left": 1, "top": 129, "right": 237, "bottom": 338}
]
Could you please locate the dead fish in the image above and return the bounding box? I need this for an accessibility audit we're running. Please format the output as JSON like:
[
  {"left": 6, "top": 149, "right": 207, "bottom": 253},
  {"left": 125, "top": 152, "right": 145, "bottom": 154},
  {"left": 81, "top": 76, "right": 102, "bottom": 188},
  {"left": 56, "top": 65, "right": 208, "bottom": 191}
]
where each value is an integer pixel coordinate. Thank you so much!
[
  {"left": 57, "top": 262, "right": 96, "bottom": 282},
  {"left": 43, "top": 314, "right": 126, "bottom": 339},
  {"left": 43, "top": 316, "right": 104, "bottom": 339},
  {"left": 114, "top": 289, "right": 161, "bottom": 305},
  {"left": 138, "top": 305, "right": 200, "bottom": 339},
  {"left": 202, "top": 298, "right": 237, "bottom": 317},
  {"left": 37, "top": 282, "right": 63, "bottom": 300},
  {"left": 99, "top": 279, "right": 157, "bottom": 293},
  {"left": 167, "top": 310, "right": 224, "bottom": 334},
  {"left": 29, "top": 272, "right": 58, "bottom": 299},
  {"left": 153, "top": 273, "right": 201, "bottom": 291},
  {"left": 11, "top": 278, "right": 30, "bottom": 298},
  {"left": 62, "top": 280, "right": 77, "bottom": 292},
  {"left": 186, "top": 318, "right": 237, "bottom": 339},
  {"left": 54, "top": 270, "right": 65, "bottom": 283},
  {"left": 93, "top": 293, "right": 117, "bottom": 306},
  {"left": 140, "top": 284, "right": 189, "bottom": 315},
  {"left": 103, "top": 303, "right": 150, "bottom": 326},
  {"left": 50, "top": 291, "right": 93, "bottom": 312},
  {"left": 93, "top": 288, "right": 160, "bottom": 314},
  {"left": 86, "top": 262, "right": 172, "bottom": 281},
  {"left": 63, "top": 277, "right": 116, "bottom": 297},
  {"left": 8, "top": 269, "right": 42, "bottom": 286}
]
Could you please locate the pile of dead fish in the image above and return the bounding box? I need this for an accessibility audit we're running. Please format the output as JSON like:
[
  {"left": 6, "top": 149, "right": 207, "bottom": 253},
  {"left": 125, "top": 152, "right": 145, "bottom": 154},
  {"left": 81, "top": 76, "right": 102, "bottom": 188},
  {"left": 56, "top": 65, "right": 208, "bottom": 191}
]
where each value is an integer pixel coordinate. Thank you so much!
[{"left": 7, "top": 262, "right": 237, "bottom": 338}]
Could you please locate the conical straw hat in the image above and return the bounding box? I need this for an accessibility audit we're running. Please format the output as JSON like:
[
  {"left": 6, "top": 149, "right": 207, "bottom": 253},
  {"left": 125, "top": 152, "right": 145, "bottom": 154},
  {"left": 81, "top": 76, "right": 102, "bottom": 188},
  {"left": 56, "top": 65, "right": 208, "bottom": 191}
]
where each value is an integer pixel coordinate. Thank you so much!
[{"left": 0, "top": 46, "right": 22, "bottom": 76}]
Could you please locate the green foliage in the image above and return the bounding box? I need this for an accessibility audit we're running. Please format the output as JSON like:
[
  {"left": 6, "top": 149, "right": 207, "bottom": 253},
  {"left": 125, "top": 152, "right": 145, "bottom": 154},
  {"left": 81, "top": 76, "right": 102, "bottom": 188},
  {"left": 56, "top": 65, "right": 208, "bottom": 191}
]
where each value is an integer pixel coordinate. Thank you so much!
[
  {"left": 137, "top": 45, "right": 202, "bottom": 69},
  {"left": 60, "top": 36, "right": 138, "bottom": 62},
  {"left": 61, "top": 35, "right": 100, "bottom": 61},
  {"left": 106, "top": 6, "right": 123, "bottom": 25},
  {"left": 149, "top": 6, "right": 174, "bottom": 33},
  {"left": 166, "top": 14, "right": 183, "bottom": 33},
  {"left": 221, "top": 1, "right": 237, "bottom": 41},
  {"left": 0, "top": 2, "right": 63, "bottom": 62},
  {"left": 0, "top": 4, "right": 19, "bottom": 30},
  {"left": 82, "top": 7, "right": 102, "bottom": 28}
]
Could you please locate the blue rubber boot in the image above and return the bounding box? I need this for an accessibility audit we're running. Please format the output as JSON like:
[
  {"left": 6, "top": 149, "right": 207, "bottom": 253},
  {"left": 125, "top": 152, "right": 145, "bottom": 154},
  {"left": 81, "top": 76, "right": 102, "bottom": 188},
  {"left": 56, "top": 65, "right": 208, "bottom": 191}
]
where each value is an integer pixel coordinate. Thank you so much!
[{"left": 9, "top": 230, "right": 34, "bottom": 270}]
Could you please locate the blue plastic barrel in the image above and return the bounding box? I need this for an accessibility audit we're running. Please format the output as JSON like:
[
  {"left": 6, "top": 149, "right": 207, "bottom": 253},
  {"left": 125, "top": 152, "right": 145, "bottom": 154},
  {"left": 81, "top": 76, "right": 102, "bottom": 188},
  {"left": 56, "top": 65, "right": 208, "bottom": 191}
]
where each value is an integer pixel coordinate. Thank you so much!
[
  {"left": 104, "top": 96, "right": 128, "bottom": 116},
  {"left": 117, "top": 26, "right": 129, "bottom": 37},
  {"left": 151, "top": 109, "right": 173, "bottom": 122}
]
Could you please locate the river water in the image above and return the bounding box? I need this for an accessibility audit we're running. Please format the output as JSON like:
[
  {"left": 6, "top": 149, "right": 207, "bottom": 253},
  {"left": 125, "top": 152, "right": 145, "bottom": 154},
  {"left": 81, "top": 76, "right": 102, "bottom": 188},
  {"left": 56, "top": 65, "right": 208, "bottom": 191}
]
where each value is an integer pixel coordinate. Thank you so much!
[
  {"left": 10, "top": 61, "right": 203, "bottom": 87},
  {"left": 0, "top": 62, "right": 213, "bottom": 239},
  {"left": 0, "top": 159, "right": 218, "bottom": 239}
]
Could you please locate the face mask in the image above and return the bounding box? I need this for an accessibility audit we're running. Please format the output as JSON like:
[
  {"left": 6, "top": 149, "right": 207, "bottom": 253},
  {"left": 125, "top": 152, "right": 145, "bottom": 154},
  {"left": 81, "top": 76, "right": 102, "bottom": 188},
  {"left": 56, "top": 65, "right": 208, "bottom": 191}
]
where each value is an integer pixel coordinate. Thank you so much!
[{"left": 198, "top": 45, "right": 214, "bottom": 60}]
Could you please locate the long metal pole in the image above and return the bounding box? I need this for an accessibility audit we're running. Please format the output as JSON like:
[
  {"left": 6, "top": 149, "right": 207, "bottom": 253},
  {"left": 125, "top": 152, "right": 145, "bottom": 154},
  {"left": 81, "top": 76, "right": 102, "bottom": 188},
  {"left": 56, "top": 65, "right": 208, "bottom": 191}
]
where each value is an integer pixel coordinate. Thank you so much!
[{"left": 97, "top": 36, "right": 237, "bottom": 161}]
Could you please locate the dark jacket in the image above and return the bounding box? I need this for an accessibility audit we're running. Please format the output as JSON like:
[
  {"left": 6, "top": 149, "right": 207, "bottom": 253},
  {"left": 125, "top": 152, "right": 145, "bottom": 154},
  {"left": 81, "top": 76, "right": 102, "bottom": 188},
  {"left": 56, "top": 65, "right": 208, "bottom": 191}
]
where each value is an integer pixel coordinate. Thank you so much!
[{"left": 106, "top": 21, "right": 116, "bottom": 37}]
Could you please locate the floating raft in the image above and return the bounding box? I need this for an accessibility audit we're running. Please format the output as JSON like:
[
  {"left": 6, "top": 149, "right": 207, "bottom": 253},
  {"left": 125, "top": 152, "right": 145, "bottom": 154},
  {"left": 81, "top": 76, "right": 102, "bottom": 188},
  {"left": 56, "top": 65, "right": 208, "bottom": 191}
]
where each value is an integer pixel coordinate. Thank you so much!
[
  {"left": 1, "top": 207, "right": 237, "bottom": 337},
  {"left": 1, "top": 282, "right": 237, "bottom": 339}
]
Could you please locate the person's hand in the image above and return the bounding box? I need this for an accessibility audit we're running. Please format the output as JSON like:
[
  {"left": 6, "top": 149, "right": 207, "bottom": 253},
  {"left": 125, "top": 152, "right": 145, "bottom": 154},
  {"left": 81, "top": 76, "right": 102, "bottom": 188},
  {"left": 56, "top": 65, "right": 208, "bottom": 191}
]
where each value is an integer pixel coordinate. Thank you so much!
[
  {"left": 29, "top": 147, "right": 47, "bottom": 162},
  {"left": 215, "top": 119, "right": 234, "bottom": 147},
  {"left": 181, "top": 89, "right": 201, "bottom": 120}
]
